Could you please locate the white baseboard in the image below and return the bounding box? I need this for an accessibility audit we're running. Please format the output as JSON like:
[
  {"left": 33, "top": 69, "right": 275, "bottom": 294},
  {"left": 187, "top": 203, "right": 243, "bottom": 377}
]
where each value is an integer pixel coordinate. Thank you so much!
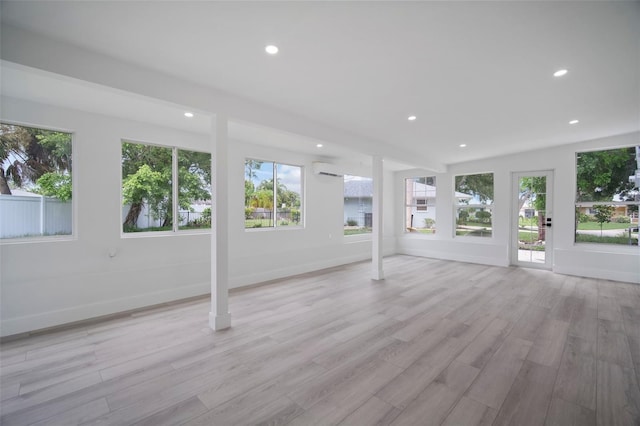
[
  {"left": 1, "top": 281, "right": 210, "bottom": 337},
  {"left": 398, "top": 247, "right": 509, "bottom": 268},
  {"left": 553, "top": 265, "right": 640, "bottom": 284}
]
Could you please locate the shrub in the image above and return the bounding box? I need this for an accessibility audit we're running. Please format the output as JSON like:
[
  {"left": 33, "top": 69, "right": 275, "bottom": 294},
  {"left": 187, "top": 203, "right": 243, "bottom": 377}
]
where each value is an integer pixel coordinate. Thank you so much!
[
  {"left": 346, "top": 219, "right": 358, "bottom": 226},
  {"left": 476, "top": 210, "right": 491, "bottom": 223},
  {"left": 614, "top": 216, "right": 631, "bottom": 223},
  {"left": 424, "top": 218, "right": 435, "bottom": 229},
  {"left": 245, "top": 207, "right": 255, "bottom": 219},
  {"left": 578, "top": 212, "right": 592, "bottom": 223}
]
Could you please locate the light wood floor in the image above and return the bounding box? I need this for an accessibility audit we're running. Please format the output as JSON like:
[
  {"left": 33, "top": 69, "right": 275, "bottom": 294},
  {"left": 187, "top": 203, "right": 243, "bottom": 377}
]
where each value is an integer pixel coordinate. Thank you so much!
[{"left": 2, "top": 255, "right": 640, "bottom": 426}]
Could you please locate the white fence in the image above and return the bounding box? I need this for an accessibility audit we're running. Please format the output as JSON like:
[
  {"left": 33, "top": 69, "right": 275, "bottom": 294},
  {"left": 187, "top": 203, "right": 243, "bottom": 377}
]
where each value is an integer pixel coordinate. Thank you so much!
[
  {"left": 0, "top": 195, "right": 72, "bottom": 238},
  {"left": 122, "top": 204, "right": 209, "bottom": 229}
]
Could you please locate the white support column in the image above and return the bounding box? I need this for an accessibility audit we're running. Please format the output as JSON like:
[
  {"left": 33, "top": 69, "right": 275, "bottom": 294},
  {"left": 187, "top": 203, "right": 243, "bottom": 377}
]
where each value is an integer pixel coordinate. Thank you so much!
[
  {"left": 372, "top": 155, "right": 385, "bottom": 281},
  {"left": 210, "top": 113, "right": 231, "bottom": 330}
]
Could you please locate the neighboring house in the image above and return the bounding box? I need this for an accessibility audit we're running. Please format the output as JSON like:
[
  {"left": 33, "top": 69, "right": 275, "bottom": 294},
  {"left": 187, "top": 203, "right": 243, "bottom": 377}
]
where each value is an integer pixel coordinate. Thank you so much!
[
  {"left": 577, "top": 205, "right": 636, "bottom": 221},
  {"left": 344, "top": 179, "right": 373, "bottom": 227},
  {"left": 406, "top": 181, "right": 472, "bottom": 229}
]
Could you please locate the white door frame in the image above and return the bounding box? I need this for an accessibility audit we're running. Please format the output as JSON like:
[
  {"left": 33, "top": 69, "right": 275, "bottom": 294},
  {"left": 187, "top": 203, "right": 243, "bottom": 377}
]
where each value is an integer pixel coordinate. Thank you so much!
[{"left": 511, "top": 170, "right": 554, "bottom": 270}]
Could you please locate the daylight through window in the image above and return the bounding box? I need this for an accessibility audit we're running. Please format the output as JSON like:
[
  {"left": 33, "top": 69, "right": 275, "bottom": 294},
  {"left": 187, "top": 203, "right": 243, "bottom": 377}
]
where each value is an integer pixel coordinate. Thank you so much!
[
  {"left": 122, "top": 141, "right": 211, "bottom": 233},
  {"left": 405, "top": 177, "right": 436, "bottom": 234},
  {"left": 575, "top": 146, "right": 639, "bottom": 246},
  {"left": 1, "top": 123, "right": 73, "bottom": 239},
  {"left": 244, "top": 159, "right": 302, "bottom": 229},
  {"left": 344, "top": 175, "right": 373, "bottom": 235},
  {"left": 454, "top": 173, "right": 494, "bottom": 238}
]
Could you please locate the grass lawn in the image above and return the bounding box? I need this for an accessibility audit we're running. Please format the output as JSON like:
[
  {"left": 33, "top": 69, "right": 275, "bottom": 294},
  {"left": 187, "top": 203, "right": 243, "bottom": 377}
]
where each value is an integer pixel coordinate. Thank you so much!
[
  {"left": 417, "top": 229, "right": 436, "bottom": 234},
  {"left": 518, "top": 231, "right": 539, "bottom": 241},
  {"left": 575, "top": 233, "right": 638, "bottom": 245},
  {"left": 123, "top": 225, "right": 172, "bottom": 233},
  {"left": 459, "top": 221, "right": 492, "bottom": 228},
  {"left": 456, "top": 228, "right": 492, "bottom": 237},
  {"left": 577, "top": 221, "right": 634, "bottom": 231},
  {"left": 344, "top": 228, "right": 371, "bottom": 236}
]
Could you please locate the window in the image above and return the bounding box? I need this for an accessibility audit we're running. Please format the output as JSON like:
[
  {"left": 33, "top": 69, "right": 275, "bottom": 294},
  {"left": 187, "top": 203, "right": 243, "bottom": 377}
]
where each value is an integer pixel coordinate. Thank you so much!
[
  {"left": 1, "top": 123, "right": 72, "bottom": 239},
  {"left": 405, "top": 177, "right": 436, "bottom": 234},
  {"left": 575, "top": 146, "right": 639, "bottom": 246},
  {"left": 454, "top": 173, "right": 493, "bottom": 237},
  {"left": 344, "top": 175, "right": 372, "bottom": 235},
  {"left": 122, "top": 141, "right": 211, "bottom": 233},
  {"left": 244, "top": 159, "right": 302, "bottom": 229}
]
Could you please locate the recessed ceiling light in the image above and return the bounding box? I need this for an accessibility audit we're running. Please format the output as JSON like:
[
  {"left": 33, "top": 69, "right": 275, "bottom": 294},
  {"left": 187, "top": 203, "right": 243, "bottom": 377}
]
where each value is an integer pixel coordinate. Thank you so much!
[
  {"left": 554, "top": 69, "right": 568, "bottom": 77},
  {"left": 459, "top": 144, "right": 467, "bottom": 148},
  {"left": 316, "top": 144, "right": 323, "bottom": 148},
  {"left": 408, "top": 115, "right": 417, "bottom": 121},
  {"left": 569, "top": 119, "right": 579, "bottom": 124},
  {"left": 184, "top": 112, "right": 194, "bottom": 118},
  {"left": 265, "top": 45, "right": 279, "bottom": 55}
]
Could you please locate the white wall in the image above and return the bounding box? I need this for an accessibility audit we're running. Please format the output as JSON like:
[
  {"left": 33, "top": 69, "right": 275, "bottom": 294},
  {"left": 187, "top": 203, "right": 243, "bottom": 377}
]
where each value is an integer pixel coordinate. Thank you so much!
[
  {"left": 395, "top": 132, "right": 640, "bottom": 283},
  {"left": 0, "top": 97, "right": 396, "bottom": 336}
]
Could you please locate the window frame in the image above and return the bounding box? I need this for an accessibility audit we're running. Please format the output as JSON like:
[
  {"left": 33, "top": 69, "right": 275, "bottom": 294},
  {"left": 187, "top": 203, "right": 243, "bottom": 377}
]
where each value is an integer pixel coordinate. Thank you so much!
[
  {"left": 343, "top": 174, "right": 373, "bottom": 237},
  {"left": 0, "top": 121, "right": 76, "bottom": 243},
  {"left": 404, "top": 176, "right": 437, "bottom": 235},
  {"left": 574, "top": 145, "right": 639, "bottom": 247},
  {"left": 120, "top": 139, "right": 212, "bottom": 237},
  {"left": 244, "top": 158, "right": 304, "bottom": 231},
  {"left": 453, "top": 172, "right": 494, "bottom": 239}
]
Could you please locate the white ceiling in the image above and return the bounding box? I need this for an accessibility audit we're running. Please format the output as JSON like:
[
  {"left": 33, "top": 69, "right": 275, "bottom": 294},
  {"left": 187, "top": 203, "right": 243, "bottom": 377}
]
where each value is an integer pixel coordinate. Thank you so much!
[{"left": 1, "top": 1, "right": 639, "bottom": 168}]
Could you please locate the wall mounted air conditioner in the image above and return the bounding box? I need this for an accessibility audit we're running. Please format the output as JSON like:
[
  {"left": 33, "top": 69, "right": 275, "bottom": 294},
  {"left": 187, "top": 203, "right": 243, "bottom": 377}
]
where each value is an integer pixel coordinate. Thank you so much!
[{"left": 312, "top": 162, "right": 344, "bottom": 177}]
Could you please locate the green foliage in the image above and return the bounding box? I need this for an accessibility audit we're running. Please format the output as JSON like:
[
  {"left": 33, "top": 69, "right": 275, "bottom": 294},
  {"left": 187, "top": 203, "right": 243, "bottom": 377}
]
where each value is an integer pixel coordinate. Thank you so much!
[
  {"left": 577, "top": 212, "right": 593, "bottom": 223},
  {"left": 592, "top": 204, "right": 615, "bottom": 237},
  {"left": 178, "top": 150, "right": 211, "bottom": 210},
  {"left": 245, "top": 159, "right": 263, "bottom": 179},
  {"left": 457, "top": 209, "right": 469, "bottom": 224},
  {"left": 122, "top": 164, "right": 171, "bottom": 221},
  {"left": 519, "top": 176, "right": 546, "bottom": 212},
  {"left": 121, "top": 142, "right": 211, "bottom": 229},
  {"left": 186, "top": 207, "right": 211, "bottom": 228},
  {"left": 575, "top": 233, "right": 638, "bottom": 245},
  {"left": 245, "top": 206, "right": 255, "bottom": 219},
  {"left": 476, "top": 210, "right": 492, "bottom": 224},
  {"left": 34, "top": 172, "right": 72, "bottom": 201},
  {"left": 0, "top": 123, "right": 72, "bottom": 194},
  {"left": 346, "top": 219, "right": 358, "bottom": 226},
  {"left": 576, "top": 147, "right": 637, "bottom": 201},
  {"left": 245, "top": 180, "right": 255, "bottom": 206},
  {"left": 614, "top": 216, "right": 631, "bottom": 223},
  {"left": 424, "top": 218, "right": 435, "bottom": 229},
  {"left": 455, "top": 173, "right": 494, "bottom": 203}
]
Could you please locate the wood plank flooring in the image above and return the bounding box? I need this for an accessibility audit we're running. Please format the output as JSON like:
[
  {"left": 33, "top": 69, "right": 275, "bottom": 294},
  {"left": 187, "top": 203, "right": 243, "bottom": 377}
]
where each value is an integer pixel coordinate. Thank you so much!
[{"left": 1, "top": 255, "right": 639, "bottom": 425}]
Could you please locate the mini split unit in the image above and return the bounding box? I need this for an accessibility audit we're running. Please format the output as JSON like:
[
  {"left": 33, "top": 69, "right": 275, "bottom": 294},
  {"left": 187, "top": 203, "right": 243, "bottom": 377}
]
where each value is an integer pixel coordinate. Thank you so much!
[{"left": 312, "top": 162, "right": 344, "bottom": 177}]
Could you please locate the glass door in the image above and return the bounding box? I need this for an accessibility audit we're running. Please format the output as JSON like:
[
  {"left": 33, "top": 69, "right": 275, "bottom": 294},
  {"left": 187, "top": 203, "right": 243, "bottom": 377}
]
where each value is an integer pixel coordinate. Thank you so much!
[{"left": 511, "top": 171, "right": 553, "bottom": 269}]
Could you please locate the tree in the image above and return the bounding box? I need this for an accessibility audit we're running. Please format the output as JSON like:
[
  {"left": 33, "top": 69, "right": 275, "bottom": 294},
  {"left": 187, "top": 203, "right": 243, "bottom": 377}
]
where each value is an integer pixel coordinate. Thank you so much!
[
  {"left": 121, "top": 143, "right": 211, "bottom": 229},
  {"left": 519, "top": 177, "right": 547, "bottom": 241},
  {"left": 34, "top": 172, "right": 72, "bottom": 201},
  {"left": 592, "top": 204, "right": 614, "bottom": 237},
  {"left": 576, "top": 147, "right": 636, "bottom": 201},
  {"left": 121, "top": 143, "right": 172, "bottom": 227},
  {"left": 0, "top": 124, "right": 72, "bottom": 195},
  {"left": 122, "top": 164, "right": 171, "bottom": 226},
  {"left": 245, "top": 159, "right": 263, "bottom": 179},
  {"left": 455, "top": 173, "right": 493, "bottom": 204}
]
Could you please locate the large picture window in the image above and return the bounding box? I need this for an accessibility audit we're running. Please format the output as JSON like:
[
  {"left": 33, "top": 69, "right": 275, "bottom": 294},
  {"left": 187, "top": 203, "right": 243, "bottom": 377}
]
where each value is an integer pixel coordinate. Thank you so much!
[
  {"left": 244, "top": 159, "right": 302, "bottom": 229},
  {"left": 575, "top": 146, "right": 639, "bottom": 245},
  {"left": 344, "top": 175, "right": 372, "bottom": 235},
  {"left": 122, "top": 141, "right": 211, "bottom": 233},
  {"left": 1, "top": 123, "right": 73, "bottom": 239},
  {"left": 405, "top": 177, "right": 436, "bottom": 234},
  {"left": 454, "top": 173, "right": 493, "bottom": 238}
]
